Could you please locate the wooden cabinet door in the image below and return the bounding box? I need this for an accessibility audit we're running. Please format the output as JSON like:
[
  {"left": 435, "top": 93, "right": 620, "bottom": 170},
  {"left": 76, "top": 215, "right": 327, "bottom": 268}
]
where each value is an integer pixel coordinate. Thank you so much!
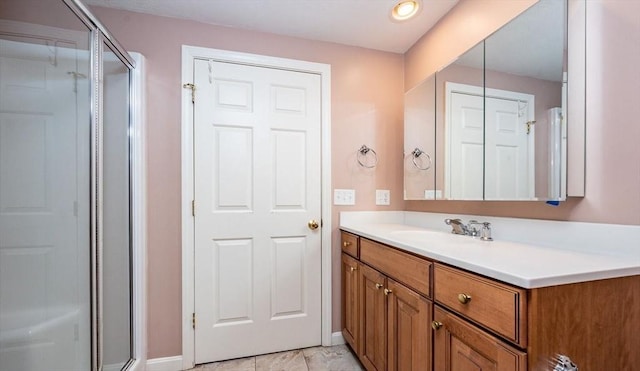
[
  {"left": 433, "top": 306, "right": 526, "bottom": 371},
  {"left": 387, "top": 279, "right": 432, "bottom": 371},
  {"left": 359, "top": 264, "right": 387, "bottom": 371},
  {"left": 342, "top": 253, "right": 359, "bottom": 350}
]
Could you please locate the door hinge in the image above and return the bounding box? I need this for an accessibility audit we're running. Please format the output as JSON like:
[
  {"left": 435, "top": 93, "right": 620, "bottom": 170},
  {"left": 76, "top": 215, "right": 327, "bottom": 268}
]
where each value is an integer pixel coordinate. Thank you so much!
[
  {"left": 192, "top": 312, "right": 196, "bottom": 329},
  {"left": 183, "top": 83, "right": 196, "bottom": 103},
  {"left": 526, "top": 120, "right": 536, "bottom": 135},
  {"left": 191, "top": 200, "right": 195, "bottom": 217}
]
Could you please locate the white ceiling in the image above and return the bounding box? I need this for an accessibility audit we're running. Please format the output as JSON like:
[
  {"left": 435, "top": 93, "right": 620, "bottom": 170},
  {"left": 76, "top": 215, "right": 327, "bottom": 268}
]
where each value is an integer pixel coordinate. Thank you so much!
[{"left": 84, "top": 0, "right": 459, "bottom": 53}]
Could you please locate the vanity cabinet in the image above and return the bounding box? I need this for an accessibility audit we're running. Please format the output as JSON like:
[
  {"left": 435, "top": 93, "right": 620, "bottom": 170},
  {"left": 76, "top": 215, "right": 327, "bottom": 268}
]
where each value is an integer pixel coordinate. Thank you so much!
[
  {"left": 359, "top": 263, "right": 387, "bottom": 371},
  {"left": 386, "top": 278, "right": 431, "bottom": 371},
  {"left": 341, "top": 232, "right": 432, "bottom": 371},
  {"left": 433, "top": 264, "right": 527, "bottom": 370},
  {"left": 341, "top": 253, "right": 359, "bottom": 351},
  {"left": 434, "top": 264, "right": 527, "bottom": 347},
  {"left": 340, "top": 229, "right": 640, "bottom": 371},
  {"left": 433, "top": 306, "right": 527, "bottom": 371}
]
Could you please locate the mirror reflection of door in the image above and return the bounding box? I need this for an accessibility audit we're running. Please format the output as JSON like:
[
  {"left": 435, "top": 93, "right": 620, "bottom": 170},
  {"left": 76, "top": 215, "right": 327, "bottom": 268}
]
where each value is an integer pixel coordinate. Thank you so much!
[
  {"left": 445, "top": 83, "right": 484, "bottom": 200},
  {"left": 446, "top": 83, "right": 535, "bottom": 200},
  {"left": 484, "top": 89, "right": 535, "bottom": 200}
]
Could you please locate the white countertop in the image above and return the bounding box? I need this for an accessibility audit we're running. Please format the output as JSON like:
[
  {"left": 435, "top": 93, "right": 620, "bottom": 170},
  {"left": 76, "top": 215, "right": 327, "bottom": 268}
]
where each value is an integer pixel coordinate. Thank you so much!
[{"left": 340, "top": 214, "right": 640, "bottom": 289}]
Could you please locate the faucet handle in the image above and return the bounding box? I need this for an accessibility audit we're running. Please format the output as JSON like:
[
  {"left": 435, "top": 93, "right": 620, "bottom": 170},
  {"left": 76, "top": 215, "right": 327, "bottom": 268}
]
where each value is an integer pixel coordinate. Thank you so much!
[
  {"left": 479, "top": 222, "right": 493, "bottom": 241},
  {"left": 467, "top": 220, "right": 481, "bottom": 237}
]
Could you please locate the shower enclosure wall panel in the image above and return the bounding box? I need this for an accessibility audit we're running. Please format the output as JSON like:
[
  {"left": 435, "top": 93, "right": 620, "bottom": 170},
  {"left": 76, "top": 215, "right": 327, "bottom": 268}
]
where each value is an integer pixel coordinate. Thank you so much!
[
  {"left": 0, "top": 1, "right": 144, "bottom": 370},
  {"left": 0, "top": 22, "right": 92, "bottom": 371}
]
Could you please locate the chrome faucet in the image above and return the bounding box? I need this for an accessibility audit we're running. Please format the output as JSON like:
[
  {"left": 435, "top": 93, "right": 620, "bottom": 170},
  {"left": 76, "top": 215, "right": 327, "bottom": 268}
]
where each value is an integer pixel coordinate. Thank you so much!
[
  {"left": 444, "top": 218, "right": 468, "bottom": 235},
  {"left": 445, "top": 218, "right": 493, "bottom": 241}
]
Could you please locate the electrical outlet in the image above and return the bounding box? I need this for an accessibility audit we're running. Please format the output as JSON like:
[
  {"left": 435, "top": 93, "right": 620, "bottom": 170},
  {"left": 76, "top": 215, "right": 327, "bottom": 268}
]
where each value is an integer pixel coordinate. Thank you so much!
[
  {"left": 334, "top": 189, "right": 356, "bottom": 205},
  {"left": 376, "top": 189, "right": 390, "bottom": 205}
]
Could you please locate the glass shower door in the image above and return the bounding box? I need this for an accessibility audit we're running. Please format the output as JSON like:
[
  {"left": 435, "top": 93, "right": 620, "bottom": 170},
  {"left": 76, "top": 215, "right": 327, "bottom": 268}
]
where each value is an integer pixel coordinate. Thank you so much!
[{"left": 0, "top": 5, "right": 93, "bottom": 370}]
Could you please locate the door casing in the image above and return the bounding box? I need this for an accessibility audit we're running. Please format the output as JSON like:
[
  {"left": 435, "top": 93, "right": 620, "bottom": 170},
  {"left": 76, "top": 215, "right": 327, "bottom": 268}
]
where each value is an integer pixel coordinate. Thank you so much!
[{"left": 180, "top": 45, "right": 332, "bottom": 369}]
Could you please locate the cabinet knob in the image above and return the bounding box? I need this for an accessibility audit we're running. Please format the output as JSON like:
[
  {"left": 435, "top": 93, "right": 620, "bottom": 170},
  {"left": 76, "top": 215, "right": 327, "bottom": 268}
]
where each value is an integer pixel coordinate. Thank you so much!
[
  {"left": 343, "top": 241, "right": 351, "bottom": 247},
  {"left": 349, "top": 266, "right": 357, "bottom": 272},
  {"left": 375, "top": 283, "right": 383, "bottom": 289},
  {"left": 457, "top": 293, "right": 472, "bottom": 304},
  {"left": 384, "top": 288, "right": 393, "bottom": 296},
  {"left": 431, "top": 321, "right": 443, "bottom": 331}
]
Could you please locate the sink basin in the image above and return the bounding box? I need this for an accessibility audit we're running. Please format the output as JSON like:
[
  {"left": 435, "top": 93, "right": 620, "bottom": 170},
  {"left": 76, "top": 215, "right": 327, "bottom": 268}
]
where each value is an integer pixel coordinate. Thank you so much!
[{"left": 388, "top": 229, "right": 449, "bottom": 242}]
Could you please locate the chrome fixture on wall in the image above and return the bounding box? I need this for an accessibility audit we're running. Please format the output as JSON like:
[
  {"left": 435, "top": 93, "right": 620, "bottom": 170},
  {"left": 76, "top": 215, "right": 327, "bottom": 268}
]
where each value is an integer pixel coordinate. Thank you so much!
[{"left": 357, "top": 144, "right": 378, "bottom": 168}]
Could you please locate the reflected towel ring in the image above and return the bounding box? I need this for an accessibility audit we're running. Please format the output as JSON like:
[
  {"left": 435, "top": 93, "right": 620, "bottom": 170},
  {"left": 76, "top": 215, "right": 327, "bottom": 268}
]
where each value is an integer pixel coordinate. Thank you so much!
[
  {"left": 411, "top": 148, "right": 432, "bottom": 170},
  {"left": 357, "top": 145, "right": 378, "bottom": 168}
]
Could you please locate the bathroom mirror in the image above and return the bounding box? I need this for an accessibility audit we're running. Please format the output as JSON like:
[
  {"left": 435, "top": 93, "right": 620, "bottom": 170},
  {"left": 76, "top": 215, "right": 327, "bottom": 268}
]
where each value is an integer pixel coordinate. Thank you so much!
[
  {"left": 437, "top": 42, "right": 485, "bottom": 200},
  {"left": 404, "top": 0, "right": 576, "bottom": 201},
  {"left": 484, "top": 0, "right": 567, "bottom": 200},
  {"left": 404, "top": 73, "right": 436, "bottom": 200}
]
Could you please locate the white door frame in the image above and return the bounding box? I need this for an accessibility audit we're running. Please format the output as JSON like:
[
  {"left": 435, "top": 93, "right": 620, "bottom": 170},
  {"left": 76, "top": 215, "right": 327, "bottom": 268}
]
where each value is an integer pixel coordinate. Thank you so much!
[{"left": 180, "top": 45, "right": 332, "bottom": 369}]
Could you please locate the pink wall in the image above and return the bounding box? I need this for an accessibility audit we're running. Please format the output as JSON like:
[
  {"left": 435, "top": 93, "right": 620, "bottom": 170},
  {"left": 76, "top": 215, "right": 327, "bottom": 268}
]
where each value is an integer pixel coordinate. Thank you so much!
[
  {"left": 404, "top": 0, "right": 640, "bottom": 225},
  {"left": 89, "top": 6, "right": 405, "bottom": 358}
]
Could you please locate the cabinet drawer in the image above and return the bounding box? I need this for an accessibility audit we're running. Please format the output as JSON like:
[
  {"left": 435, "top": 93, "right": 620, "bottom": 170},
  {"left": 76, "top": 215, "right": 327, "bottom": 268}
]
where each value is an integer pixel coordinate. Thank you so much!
[
  {"left": 360, "top": 238, "right": 431, "bottom": 298},
  {"left": 341, "top": 231, "right": 359, "bottom": 258},
  {"left": 434, "top": 264, "right": 527, "bottom": 347},
  {"left": 433, "top": 306, "right": 527, "bottom": 371}
]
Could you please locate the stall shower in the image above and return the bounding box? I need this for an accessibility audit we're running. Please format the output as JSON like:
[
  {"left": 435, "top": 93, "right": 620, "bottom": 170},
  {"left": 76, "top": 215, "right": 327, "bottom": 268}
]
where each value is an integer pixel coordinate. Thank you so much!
[{"left": 0, "top": 0, "right": 143, "bottom": 370}]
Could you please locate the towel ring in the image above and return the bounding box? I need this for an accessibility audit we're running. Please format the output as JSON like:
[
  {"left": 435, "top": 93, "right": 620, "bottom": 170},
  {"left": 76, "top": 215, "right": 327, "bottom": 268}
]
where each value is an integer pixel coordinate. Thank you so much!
[
  {"left": 411, "top": 148, "right": 432, "bottom": 170},
  {"left": 357, "top": 145, "right": 378, "bottom": 168}
]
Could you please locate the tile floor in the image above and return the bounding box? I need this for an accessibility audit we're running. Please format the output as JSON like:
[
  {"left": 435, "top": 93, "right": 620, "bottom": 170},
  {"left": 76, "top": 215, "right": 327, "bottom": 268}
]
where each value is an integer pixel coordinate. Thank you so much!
[{"left": 191, "top": 345, "right": 364, "bottom": 371}]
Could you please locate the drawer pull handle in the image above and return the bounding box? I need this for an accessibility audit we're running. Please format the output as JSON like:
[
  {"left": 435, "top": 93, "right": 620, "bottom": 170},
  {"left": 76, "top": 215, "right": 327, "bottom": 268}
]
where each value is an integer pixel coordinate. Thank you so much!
[
  {"left": 431, "top": 321, "right": 443, "bottom": 331},
  {"left": 349, "top": 266, "right": 357, "bottom": 272},
  {"left": 384, "top": 288, "right": 393, "bottom": 296},
  {"left": 375, "top": 283, "right": 383, "bottom": 289},
  {"left": 343, "top": 241, "right": 352, "bottom": 247},
  {"left": 457, "top": 293, "right": 472, "bottom": 304}
]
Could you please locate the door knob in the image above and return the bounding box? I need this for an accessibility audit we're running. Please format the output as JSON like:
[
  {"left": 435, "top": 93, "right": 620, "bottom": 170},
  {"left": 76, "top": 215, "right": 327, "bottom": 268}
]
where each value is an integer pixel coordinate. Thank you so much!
[
  {"left": 431, "top": 321, "right": 443, "bottom": 331},
  {"left": 308, "top": 220, "right": 319, "bottom": 230}
]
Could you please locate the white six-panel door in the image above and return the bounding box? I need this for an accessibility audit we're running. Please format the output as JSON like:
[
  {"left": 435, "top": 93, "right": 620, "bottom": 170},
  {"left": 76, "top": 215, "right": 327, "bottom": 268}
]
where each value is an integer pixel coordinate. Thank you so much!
[{"left": 192, "top": 59, "right": 322, "bottom": 363}]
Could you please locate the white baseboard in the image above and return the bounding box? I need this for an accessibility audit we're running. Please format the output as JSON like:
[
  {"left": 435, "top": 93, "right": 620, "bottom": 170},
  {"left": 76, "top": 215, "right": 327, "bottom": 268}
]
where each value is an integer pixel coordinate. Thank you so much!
[
  {"left": 331, "top": 331, "right": 345, "bottom": 346},
  {"left": 146, "top": 356, "right": 184, "bottom": 371}
]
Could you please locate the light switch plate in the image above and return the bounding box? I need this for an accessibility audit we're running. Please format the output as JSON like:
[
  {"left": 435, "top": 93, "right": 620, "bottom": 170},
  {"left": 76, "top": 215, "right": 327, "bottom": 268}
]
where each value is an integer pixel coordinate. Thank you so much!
[
  {"left": 334, "top": 189, "right": 356, "bottom": 205},
  {"left": 376, "top": 189, "right": 390, "bottom": 205}
]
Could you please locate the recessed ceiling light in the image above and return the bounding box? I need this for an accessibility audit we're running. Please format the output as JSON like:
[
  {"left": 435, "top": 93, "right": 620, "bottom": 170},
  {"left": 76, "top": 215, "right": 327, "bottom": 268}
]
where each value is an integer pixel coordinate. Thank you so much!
[{"left": 391, "top": 0, "right": 421, "bottom": 21}]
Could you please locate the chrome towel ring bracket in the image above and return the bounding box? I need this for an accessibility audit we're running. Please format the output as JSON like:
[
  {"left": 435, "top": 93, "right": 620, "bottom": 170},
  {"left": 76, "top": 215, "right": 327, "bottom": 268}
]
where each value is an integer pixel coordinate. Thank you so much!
[
  {"left": 357, "top": 144, "right": 378, "bottom": 168},
  {"left": 411, "top": 148, "right": 432, "bottom": 170}
]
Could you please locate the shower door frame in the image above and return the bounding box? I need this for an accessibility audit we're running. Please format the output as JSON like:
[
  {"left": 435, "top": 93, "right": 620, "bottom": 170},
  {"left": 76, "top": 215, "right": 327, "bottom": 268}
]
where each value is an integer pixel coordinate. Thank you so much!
[{"left": 62, "top": 1, "right": 147, "bottom": 370}]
